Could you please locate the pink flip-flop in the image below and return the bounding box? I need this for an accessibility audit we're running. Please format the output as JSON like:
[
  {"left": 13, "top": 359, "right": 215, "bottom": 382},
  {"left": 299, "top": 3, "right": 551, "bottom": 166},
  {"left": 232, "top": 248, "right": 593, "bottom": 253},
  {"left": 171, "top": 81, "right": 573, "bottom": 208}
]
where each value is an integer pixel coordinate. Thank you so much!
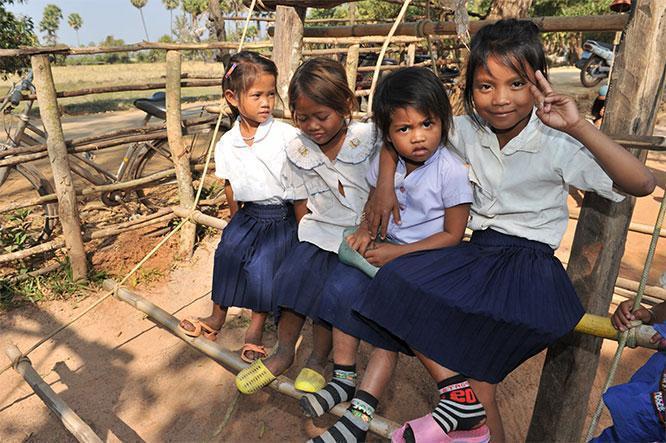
[{"left": 391, "top": 414, "right": 490, "bottom": 443}]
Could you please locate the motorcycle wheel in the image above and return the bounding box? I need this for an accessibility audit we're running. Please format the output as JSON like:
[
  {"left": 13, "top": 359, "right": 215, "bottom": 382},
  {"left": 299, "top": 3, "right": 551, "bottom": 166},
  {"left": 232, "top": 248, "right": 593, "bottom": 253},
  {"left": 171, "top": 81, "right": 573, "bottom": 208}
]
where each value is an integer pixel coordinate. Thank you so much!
[{"left": 580, "top": 56, "right": 604, "bottom": 87}]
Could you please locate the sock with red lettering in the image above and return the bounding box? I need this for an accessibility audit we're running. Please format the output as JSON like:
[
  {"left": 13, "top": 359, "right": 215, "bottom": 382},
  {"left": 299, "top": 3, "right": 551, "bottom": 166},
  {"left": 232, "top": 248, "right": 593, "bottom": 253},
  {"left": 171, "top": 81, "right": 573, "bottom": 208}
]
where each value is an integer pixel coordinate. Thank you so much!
[{"left": 431, "top": 374, "right": 486, "bottom": 433}]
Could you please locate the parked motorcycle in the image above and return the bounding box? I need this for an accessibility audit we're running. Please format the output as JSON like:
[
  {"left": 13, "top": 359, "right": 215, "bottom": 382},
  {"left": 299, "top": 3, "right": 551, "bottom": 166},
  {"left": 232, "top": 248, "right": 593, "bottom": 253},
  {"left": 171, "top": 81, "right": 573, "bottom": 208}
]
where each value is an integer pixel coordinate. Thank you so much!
[{"left": 575, "top": 40, "right": 614, "bottom": 87}]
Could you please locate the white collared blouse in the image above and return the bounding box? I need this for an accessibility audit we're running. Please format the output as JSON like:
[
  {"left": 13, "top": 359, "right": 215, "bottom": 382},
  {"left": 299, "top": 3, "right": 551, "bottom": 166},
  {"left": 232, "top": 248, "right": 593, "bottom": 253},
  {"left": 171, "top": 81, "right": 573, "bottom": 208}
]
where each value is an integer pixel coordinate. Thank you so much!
[
  {"left": 449, "top": 111, "right": 624, "bottom": 249},
  {"left": 214, "top": 117, "right": 300, "bottom": 204},
  {"left": 283, "top": 121, "right": 381, "bottom": 253},
  {"left": 366, "top": 146, "right": 473, "bottom": 245}
]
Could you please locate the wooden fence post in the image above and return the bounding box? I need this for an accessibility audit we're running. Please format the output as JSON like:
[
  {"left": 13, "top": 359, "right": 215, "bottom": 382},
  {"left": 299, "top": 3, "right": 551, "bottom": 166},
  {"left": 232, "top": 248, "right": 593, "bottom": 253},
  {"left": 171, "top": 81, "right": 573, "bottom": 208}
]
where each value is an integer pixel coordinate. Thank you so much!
[
  {"left": 406, "top": 42, "right": 416, "bottom": 66},
  {"left": 527, "top": 2, "right": 666, "bottom": 441},
  {"left": 30, "top": 55, "right": 87, "bottom": 281},
  {"left": 273, "top": 5, "right": 306, "bottom": 107},
  {"left": 345, "top": 44, "right": 360, "bottom": 91},
  {"left": 165, "top": 50, "right": 196, "bottom": 260}
]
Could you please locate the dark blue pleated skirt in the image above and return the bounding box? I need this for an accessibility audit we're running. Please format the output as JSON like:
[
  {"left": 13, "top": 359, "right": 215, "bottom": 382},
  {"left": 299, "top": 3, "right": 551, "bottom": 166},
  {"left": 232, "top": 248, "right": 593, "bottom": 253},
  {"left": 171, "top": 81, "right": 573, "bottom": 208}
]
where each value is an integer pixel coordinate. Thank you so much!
[
  {"left": 273, "top": 241, "right": 339, "bottom": 322},
  {"left": 212, "top": 202, "right": 298, "bottom": 312},
  {"left": 355, "top": 229, "right": 585, "bottom": 384},
  {"left": 319, "top": 262, "right": 409, "bottom": 353}
]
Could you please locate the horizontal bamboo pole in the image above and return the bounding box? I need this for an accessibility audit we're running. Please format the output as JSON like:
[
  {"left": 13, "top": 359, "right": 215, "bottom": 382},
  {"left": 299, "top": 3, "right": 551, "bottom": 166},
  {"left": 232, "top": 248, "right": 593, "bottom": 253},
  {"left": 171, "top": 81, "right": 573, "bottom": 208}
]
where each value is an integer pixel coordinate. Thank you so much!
[
  {"left": 171, "top": 206, "right": 228, "bottom": 230},
  {"left": 101, "top": 279, "right": 400, "bottom": 439},
  {"left": 0, "top": 239, "right": 65, "bottom": 264},
  {"left": 573, "top": 314, "right": 658, "bottom": 349},
  {"left": 4, "top": 345, "right": 103, "bottom": 443},
  {"left": 569, "top": 210, "right": 666, "bottom": 238},
  {"left": 356, "top": 59, "right": 432, "bottom": 72},
  {"left": 303, "top": 35, "right": 423, "bottom": 45},
  {"left": 6, "top": 262, "right": 63, "bottom": 283}
]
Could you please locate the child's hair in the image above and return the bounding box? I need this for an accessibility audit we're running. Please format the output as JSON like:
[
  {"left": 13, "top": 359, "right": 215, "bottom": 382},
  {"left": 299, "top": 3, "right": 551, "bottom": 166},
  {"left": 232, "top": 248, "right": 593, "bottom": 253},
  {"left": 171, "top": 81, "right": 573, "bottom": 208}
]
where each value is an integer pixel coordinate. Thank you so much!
[
  {"left": 222, "top": 50, "right": 278, "bottom": 118},
  {"left": 464, "top": 19, "right": 548, "bottom": 124},
  {"left": 372, "top": 67, "right": 452, "bottom": 147},
  {"left": 288, "top": 57, "right": 356, "bottom": 120}
]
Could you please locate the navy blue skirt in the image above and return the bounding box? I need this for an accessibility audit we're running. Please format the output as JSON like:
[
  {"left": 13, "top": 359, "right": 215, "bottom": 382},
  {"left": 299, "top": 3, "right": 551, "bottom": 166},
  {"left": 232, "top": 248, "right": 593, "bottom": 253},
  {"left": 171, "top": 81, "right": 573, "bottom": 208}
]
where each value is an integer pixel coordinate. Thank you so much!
[
  {"left": 212, "top": 202, "right": 298, "bottom": 312},
  {"left": 355, "top": 229, "right": 585, "bottom": 384},
  {"left": 273, "top": 241, "right": 339, "bottom": 322},
  {"left": 319, "top": 262, "right": 409, "bottom": 353}
]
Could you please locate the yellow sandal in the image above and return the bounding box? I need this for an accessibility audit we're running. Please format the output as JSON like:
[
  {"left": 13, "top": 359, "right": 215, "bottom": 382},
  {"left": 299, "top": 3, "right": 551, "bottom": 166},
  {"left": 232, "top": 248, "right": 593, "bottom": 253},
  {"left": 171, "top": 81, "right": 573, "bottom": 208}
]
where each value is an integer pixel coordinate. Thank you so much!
[
  {"left": 235, "top": 359, "right": 276, "bottom": 394},
  {"left": 294, "top": 367, "right": 326, "bottom": 393}
]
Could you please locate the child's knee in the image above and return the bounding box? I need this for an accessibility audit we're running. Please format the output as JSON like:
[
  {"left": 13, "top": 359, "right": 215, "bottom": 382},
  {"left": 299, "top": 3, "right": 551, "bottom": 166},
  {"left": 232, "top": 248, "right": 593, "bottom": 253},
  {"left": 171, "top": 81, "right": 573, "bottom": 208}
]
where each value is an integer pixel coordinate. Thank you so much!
[{"left": 468, "top": 379, "right": 497, "bottom": 407}]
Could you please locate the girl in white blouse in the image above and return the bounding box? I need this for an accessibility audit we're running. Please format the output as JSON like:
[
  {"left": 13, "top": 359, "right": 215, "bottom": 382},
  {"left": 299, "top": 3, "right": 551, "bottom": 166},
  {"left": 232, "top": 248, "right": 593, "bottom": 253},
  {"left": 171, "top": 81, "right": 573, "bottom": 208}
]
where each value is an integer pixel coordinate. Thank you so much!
[
  {"left": 178, "top": 51, "right": 299, "bottom": 364},
  {"left": 360, "top": 19, "right": 656, "bottom": 443}
]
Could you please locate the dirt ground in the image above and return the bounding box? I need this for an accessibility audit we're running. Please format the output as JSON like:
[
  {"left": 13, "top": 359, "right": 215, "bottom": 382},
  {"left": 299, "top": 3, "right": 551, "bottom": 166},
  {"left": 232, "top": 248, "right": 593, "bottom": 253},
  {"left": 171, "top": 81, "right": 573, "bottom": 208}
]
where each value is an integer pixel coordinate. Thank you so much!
[{"left": 0, "top": 67, "right": 665, "bottom": 442}]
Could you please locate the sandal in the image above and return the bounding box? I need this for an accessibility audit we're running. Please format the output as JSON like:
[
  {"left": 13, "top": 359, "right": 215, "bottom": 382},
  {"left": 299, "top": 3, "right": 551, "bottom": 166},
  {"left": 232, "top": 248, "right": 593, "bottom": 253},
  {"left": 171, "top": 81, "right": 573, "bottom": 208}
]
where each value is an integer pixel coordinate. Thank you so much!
[
  {"left": 177, "top": 317, "right": 220, "bottom": 341},
  {"left": 240, "top": 343, "right": 268, "bottom": 363},
  {"left": 391, "top": 414, "right": 490, "bottom": 443},
  {"left": 235, "top": 359, "right": 276, "bottom": 394},
  {"left": 294, "top": 367, "right": 326, "bottom": 393}
]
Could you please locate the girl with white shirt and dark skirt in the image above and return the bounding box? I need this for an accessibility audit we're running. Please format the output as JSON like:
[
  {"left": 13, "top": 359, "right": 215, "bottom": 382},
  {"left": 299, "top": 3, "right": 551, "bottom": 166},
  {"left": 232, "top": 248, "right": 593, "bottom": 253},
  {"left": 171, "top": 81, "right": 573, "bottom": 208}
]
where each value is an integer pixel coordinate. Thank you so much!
[
  {"left": 360, "top": 20, "right": 656, "bottom": 442},
  {"left": 235, "top": 58, "right": 381, "bottom": 397},
  {"left": 178, "top": 51, "right": 299, "bottom": 363},
  {"left": 302, "top": 67, "right": 481, "bottom": 443}
]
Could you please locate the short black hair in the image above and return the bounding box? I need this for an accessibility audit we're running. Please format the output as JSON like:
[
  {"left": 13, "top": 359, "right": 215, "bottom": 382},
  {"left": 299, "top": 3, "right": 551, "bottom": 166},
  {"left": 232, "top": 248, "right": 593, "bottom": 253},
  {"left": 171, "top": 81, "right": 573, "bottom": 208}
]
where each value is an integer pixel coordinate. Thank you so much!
[
  {"left": 372, "top": 67, "right": 452, "bottom": 146},
  {"left": 464, "top": 19, "right": 548, "bottom": 125}
]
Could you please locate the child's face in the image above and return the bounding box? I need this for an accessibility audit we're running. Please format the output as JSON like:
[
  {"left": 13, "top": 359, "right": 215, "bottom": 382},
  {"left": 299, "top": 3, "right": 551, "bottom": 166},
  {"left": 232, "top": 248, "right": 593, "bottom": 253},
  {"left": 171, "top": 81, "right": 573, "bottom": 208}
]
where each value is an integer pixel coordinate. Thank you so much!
[
  {"left": 224, "top": 72, "right": 276, "bottom": 126},
  {"left": 472, "top": 56, "right": 536, "bottom": 142},
  {"left": 388, "top": 106, "right": 442, "bottom": 168},
  {"left": 293, "top": 95, "right": 346, "bottom": 147}
]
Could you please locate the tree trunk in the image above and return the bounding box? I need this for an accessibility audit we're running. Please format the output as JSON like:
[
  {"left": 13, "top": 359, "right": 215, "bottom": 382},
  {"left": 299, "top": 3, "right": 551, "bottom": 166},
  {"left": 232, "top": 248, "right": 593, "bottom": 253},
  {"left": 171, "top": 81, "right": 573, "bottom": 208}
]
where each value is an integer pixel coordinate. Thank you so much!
[
  {"left": 487, "top": 0, "right": 533, "bottom": 19},
  {"left": 273, "top": 5, "right": 307, "bottom": 107},
  {"left": 528, "top": 1, "right": 666, "bottom": 441}
]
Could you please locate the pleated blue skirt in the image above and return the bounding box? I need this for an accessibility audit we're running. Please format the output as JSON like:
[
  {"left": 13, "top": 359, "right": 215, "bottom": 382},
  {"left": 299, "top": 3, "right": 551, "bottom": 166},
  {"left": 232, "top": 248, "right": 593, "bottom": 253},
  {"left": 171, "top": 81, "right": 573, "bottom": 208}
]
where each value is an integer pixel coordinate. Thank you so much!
[
  {"left": 273, "top": 241, "right": 339, "bottom": 322},
  {"left": 212, "top": 202, "right": 298, "bottom": 312},
  {"left": 319, "top": 262, "right": 409, "bottom": 353},
  {"left": 355, "top": 229, "right": 585, "bottom": 383}
]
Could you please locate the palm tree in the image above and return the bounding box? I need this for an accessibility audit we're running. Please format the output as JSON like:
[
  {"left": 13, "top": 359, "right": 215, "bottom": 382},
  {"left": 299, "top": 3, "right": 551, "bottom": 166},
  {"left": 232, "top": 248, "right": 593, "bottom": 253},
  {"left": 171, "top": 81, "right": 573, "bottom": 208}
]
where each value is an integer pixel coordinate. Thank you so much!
[
  {"left": 67, "top": 13, "right": 83, "bottom": 46},
  {"left": 162, "top": 0, "right": 179, "bottom": 38},
  {"left": 130, "top": 0, "right": 150, "bottom": 41},
  {"left": 39, "top": 4, "right": 63, "bottom": 46}
]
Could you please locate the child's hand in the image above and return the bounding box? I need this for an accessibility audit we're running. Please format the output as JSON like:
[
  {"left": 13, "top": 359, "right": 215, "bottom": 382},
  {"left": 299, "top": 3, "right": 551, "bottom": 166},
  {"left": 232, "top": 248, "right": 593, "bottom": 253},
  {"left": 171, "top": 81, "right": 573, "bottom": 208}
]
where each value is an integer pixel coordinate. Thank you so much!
[
  {"left": 346, "top": 229, "right": 373, "bottom": 256},
  {"left": 366, "top": 188, "right": 400, "bottom": 240},
  {"left": 364, "top": 243, "right": 404, "bottom": 267},
  {"left": 611, "top": 299, "right": 652, "bottom": 331},
  {"left": 530, "top": 70, "right": 584, "bottom": 133}
]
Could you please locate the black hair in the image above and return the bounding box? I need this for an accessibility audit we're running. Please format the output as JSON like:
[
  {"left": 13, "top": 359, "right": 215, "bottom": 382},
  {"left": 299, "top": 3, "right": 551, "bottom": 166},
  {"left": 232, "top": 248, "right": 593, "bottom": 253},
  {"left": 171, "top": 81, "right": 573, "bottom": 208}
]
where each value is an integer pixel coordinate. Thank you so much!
[
  {"left": 222, "top": 50, "right": 278, "bottom": 118},
  {"left": 288, "top": 57, "right": 356, "bottom": 120},
  {"left": 372, "top": 67, "right": 452, "bottom": 146},
  {"left": 464, "top": 19, "right": 548, "bottom": 126}
]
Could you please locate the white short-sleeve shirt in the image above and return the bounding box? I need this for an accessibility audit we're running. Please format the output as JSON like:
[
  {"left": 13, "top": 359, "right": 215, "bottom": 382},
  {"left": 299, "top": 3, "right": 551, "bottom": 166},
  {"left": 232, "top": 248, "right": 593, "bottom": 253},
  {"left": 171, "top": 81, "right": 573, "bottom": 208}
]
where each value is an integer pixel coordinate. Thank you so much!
[
  {"left": 366, "top": 146, "right": 473, "bottom": 244},
  {"left": 448, "top": 111, "right": 624, "bottom": 249},
  {"left": 282, "top": 121, "right": 381, "bottom": 252},
  {"left": 214, "top": 117, "right": 300, "bottom": 204}
]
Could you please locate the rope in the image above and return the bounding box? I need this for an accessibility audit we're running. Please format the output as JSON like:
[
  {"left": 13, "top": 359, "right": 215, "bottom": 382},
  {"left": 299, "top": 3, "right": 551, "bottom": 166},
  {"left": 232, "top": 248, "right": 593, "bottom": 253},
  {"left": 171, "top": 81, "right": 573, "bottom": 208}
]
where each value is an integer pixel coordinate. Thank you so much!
[
  {"left": 366, "top": 0, "right": 412, "bottom": 113},
  {"left": 585, "top": 188, "right": 666, "bottom": 441},
  {"left": 1, "top": 1, "right": 258, "bottom": 378}
]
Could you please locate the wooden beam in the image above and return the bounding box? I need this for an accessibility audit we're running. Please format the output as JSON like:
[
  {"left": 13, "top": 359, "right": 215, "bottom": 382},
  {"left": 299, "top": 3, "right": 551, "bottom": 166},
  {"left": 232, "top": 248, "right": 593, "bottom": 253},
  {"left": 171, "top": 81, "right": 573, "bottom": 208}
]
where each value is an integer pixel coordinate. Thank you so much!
[
  {"left": 272, "top": 5, "right": 306, "bottom": 107},
  {"left": 4, "top": 345, "right": 103, "bottom": 443},
  {"left": 528, "top": 2, "right": 666, "bottom": 442},
  {"left": 31, "top": 55, "right": 87, "bottom": 281}
]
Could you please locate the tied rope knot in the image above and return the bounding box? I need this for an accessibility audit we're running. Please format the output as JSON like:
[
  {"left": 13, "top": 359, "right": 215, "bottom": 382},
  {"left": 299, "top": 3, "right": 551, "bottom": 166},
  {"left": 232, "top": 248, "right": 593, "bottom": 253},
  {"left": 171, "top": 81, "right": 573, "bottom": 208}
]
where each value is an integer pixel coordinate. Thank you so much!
[{"left": 415, "top": 19, "right": 432, "bottom": 38}]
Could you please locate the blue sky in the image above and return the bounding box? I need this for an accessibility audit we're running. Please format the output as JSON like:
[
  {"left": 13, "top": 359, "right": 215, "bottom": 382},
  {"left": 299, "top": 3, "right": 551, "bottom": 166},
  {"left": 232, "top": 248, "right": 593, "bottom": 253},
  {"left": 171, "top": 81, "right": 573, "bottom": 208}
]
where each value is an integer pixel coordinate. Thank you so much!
[{"left": 6, "top": 0, "right": 253, "bottom": 46}]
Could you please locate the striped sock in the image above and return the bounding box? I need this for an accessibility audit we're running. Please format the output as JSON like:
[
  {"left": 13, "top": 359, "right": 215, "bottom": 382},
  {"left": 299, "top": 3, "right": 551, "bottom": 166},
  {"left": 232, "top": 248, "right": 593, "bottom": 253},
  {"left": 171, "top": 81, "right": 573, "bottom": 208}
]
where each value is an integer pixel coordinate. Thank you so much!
[
  {"left": 309, "top": 390, "right": 378, "bottom": 443},
  {"left": 300, "top": 364, "right": 356, "bottom": 418},
  {"left": 432, "top": 374, "right": 486, "bottom": 433}
]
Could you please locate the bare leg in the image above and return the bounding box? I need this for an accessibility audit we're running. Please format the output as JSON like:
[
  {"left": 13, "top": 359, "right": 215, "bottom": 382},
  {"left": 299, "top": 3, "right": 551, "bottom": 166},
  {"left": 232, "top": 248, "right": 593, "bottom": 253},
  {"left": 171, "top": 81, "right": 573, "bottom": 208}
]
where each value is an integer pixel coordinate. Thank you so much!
[
  {"left": 332, "top": 328, "right": 360, "bottom": 366},
  {"left": 469, "top": 380, "right": 505, "bottom": 443},
  {"left": 262, "top": 309, "right": 306, "bottom": 375},
  {"left": 243, "top": 311, "right": 268, "bottom": 360},
  {"left": 179, "top": 303, "right": 227, "bottom": 332},
  {"left": 305, "top": 322, "right": 333, "bottom": 373},
  {"left": 358, "top": 348, "right": 398, "bottom": 399},
  {"left": 414, "top": 351, "right": 458, "bottom": 381}
]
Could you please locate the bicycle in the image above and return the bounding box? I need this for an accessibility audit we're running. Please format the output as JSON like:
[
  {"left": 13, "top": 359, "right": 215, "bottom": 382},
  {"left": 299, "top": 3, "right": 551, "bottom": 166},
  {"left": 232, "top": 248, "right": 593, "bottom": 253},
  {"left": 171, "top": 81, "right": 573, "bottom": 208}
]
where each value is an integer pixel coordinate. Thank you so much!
[{"left": 0, "top": 69, "right": 230, "bottom": 249}]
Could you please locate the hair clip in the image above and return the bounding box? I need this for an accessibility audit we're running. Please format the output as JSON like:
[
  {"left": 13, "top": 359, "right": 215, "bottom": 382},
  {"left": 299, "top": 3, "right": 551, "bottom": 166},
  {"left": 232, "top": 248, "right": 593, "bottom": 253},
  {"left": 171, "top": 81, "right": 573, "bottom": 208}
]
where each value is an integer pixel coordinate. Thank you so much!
[{"left": 224, "top": 62, "right": 238, "bottom": 79}]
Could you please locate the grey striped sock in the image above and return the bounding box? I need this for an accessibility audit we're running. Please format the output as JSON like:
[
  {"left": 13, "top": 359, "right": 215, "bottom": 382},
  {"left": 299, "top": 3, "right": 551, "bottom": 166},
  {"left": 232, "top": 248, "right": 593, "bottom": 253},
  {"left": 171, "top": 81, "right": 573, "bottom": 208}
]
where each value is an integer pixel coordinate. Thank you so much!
[{"left": 299, "top": 369, "right": 356, "bottom": 418}]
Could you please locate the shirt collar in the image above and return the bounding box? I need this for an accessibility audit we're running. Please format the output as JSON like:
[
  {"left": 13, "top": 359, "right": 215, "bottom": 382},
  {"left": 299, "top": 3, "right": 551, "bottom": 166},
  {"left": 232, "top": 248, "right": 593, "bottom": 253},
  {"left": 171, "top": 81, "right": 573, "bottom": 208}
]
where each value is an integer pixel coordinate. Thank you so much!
[
  {"left": 229, "top": 116, "right": 274, "bottom": 147},
  {"left": 396, "top": 144, "right": 442, "bottom": 176},
  {"left": 476, "top": 109, "right": 542, "bottom": 155}
]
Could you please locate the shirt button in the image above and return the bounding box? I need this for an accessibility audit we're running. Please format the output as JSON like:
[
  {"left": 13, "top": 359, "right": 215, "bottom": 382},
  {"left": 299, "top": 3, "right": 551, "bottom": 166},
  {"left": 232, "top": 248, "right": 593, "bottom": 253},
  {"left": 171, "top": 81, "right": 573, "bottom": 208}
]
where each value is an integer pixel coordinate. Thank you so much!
[
  {"left": 399, "top": 186, "right": 406, "bottom": 193},
  {"left": 399, "top": 204, "right": 405, "bottom": 210}
]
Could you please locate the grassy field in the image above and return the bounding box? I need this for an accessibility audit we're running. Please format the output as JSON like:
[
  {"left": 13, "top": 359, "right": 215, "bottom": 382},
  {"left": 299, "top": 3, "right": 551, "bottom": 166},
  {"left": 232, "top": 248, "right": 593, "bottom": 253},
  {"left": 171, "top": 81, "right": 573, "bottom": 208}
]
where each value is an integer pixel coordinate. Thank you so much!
[{"left": 0, "top": 61, "right": 225, "bottom": 115}]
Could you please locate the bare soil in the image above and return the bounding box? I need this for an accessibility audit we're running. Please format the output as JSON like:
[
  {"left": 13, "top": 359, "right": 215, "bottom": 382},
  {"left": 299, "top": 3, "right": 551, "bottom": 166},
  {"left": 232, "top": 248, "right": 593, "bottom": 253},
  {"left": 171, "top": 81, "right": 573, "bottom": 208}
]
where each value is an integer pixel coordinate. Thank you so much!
[{"left": 0, "top": 67, "right": 665, "bottom": 442}]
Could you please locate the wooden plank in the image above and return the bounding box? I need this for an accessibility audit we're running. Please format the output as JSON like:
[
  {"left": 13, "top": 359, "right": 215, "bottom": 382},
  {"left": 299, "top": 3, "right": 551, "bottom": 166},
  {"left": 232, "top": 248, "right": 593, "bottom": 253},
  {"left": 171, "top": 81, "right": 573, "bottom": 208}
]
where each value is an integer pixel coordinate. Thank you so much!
[
  {"left": 272, "top": 5, "right": 306, "bottom": 106},
  {"left": 30, "top": 55, "right": 87, "bottom": 281},
  {"left": 528, "top": 2, "right": 666, "bottom": 441},
  {"left": 345, "top": 44, "right": 360, "bottom": 91}
]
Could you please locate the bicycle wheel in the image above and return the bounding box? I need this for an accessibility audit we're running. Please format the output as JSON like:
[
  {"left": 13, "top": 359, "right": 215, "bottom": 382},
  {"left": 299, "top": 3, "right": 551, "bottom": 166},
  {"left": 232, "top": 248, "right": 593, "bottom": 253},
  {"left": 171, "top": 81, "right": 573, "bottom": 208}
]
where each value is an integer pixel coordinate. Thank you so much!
[
  {"left": 580, "top": 56, "right": 604, "bottom": 87},
  {"left": 0, "top": 162, "right": 59, "bottom": 247}
]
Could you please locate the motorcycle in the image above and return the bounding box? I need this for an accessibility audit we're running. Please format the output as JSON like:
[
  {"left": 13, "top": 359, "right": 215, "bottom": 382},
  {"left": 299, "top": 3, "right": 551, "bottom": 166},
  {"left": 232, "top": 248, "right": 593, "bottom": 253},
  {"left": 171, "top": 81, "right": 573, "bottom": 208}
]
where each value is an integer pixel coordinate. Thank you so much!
[{"left": 575, "top": 40, "right": 614, "bottom": 87}]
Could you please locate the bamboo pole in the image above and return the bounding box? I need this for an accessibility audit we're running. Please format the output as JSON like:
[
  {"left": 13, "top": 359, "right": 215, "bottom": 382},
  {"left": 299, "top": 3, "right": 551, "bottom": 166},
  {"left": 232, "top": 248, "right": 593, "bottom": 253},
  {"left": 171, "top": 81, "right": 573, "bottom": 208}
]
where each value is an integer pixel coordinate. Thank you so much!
[
  {"left": 356, "top": 59, "right": 432, "bottom": 72},
  {"left": 166, "top": 51, "right": 196, "bottom": 260},
  {"left": 303, "top": 35, "right": 423, "bottom": 45},
  {"left": 406, "top": 43, "right": 416, "bottom": 66},
  {"left": 171, "top": 206, "right": 228, "bottom": 230},
  {"left": 4, "top": 345, "right": 102, "bottom": 443},
  {"left": 31, "top": 55, "right": 87, "bottom": 281},
  {"left": 573, "top": 314, "right": 658, "bottom": 350},
  {"left": 101, "top": 279, "right": 400, "bottom": 439},
  {"left": 345, "top": 44, "right": 360, "bottom": 91}
]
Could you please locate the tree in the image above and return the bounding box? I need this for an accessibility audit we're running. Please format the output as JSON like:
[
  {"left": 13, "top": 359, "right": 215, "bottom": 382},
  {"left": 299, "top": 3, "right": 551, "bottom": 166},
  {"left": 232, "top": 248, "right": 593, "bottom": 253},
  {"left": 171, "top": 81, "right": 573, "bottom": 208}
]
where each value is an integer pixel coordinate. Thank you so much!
[
  {"left": 0, "top": 0, "right": 36, "bottom": 77},
  {"left": 488, "top": 0, "right": 533, "bottom": 18},
  {"left": 131, "top": 0, "right": 150, "bottom": 41},
  {"left": 179, "top": 0, "right": 208, "bottom": 43},
  {"left": 162, "top": 0, "right": 179, "bottom": 38},
  {"left": 39, "top": 3, "right": 62, "bottom": 46},
  {"left": 67, "top": 12, "right": 82, "bottom": 46}
]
